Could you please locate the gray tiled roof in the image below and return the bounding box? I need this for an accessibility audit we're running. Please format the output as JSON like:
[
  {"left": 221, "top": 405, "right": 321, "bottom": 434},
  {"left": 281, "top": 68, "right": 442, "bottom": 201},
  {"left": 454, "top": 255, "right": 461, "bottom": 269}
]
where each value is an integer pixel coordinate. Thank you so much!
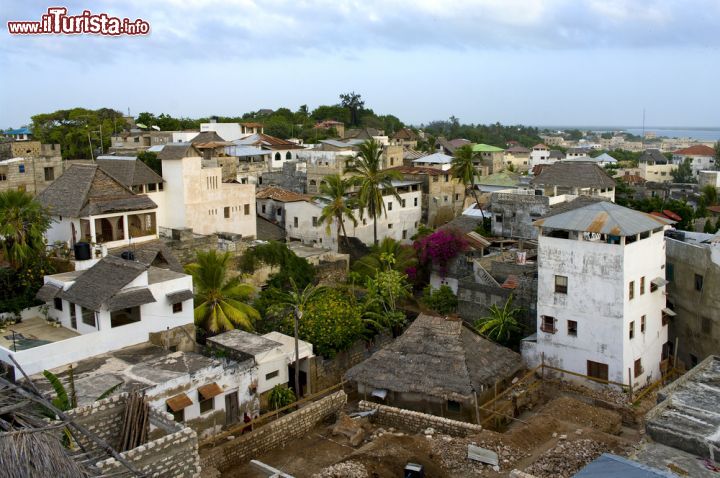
[
  {"left": 106, "top": 287, "right": 156, "bottom": 311},
  {"left": 59, "top": 256, "right": 149, "bottom": 311},
  {"left": 157, "top": 143, "right": 200, "bottom": 160},
  {"left": 36, "top": 283, "right": 62, "bottom": 302},
  {"left": 534, "top": 201, "right": 673, "bottom": 236},
  {"left": 96, "top": 158, "right": 163, "bottom": 187},
  {"left": 36, "top": 164, "right": 157, "bottom": 217},
  {"left": 109, "top": 241, "right": 184, "bottom": 273},
  {"left": 166, "top": 289, "right": 193, "bottom": 304},
  {"left": 638, "top": 149, "right": 669, "bottom": 165},
  {"left": 532, "top": 162, "right": 616, "bottom": 189},
  {"left": 190, "top": 131, "right": 226, "bottom": 143}
]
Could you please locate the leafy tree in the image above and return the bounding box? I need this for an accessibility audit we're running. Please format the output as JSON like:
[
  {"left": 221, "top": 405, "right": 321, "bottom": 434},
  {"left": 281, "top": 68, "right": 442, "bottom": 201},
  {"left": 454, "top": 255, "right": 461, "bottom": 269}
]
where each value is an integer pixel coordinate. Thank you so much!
[
  {"left": 310, "top": 105, "right": 350, "bottom": 125},
  {"left": 268, "top": 384, "right": 296, "bottom": 410},
  {"left": 339, "top": 92, "right": 365, "bottom": 126},
  {"left": 345, "top": 139, "right": 402, "bottom": 245},
  {"left": 137, "top": 150, "right": 161, "bottom": 175},
  {"left": 352, "top": 237, "right": 417, "bottom": 279},
  {"left": 268, "top": 279, "right": 327, "bottom": 396},
  {"left": 315, "top": 174, "right": 358, "bottom": 252},
  {"left": 239, "top": 241, "right": 316, "bottom": 290},
  {"left": 0, "top": 191, "right": 51, "bottom": 269},
  {"left": 451, "top": 144, "right": 481, "bottom": 209},
  {"left": 672, "top": 158, "right": 696, "bottom": 183},
  {"left": 701, "top": 185, "right": 718, "bottom": 206},
  {"left": 361, "top": 267, "right": 410, "bottom": 335},
  {"left": 704, "top": 219, "right": 716, "bottom": 233},
  {"left": 422, "top": 285, "right": 458, "bottom": 315},
  {"left": 474, "top": 295, "right": 523, "bottom": 346},
  {"left": 185, "top": 250, "right": 260, "bottom": 335}
]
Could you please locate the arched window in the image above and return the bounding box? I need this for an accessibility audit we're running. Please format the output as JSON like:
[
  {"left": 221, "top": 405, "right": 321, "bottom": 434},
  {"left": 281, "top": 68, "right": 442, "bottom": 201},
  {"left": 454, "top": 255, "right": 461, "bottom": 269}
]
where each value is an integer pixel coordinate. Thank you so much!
[
  {"left": 309, "top": 180, "right": 317, "bottom": 186},
  {"left": 286, "top": 151, "right": 292, "bottom": 160},
  {"left": 274, "top": 152, "right": 281, "bottom": 162}
]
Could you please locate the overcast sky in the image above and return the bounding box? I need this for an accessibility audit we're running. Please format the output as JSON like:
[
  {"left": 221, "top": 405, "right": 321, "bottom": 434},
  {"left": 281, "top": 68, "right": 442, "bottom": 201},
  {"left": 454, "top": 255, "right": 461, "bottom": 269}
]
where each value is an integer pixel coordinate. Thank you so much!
[{"left": 1, "top": 0, "right": 719, "bottom": 128}]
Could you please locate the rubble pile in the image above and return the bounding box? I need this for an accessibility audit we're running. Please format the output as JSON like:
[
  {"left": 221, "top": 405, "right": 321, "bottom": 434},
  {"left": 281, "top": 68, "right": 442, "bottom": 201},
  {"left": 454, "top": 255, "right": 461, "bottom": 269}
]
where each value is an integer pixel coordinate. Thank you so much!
[
  {"left": 429, "top": 431, "right": 524, "bottom": 474},
  {"left": 312, "top": 460, "right": 368, "bottom": 478},
  {"left": 523, "top": 438, "right": 614, "bottom": 477}
]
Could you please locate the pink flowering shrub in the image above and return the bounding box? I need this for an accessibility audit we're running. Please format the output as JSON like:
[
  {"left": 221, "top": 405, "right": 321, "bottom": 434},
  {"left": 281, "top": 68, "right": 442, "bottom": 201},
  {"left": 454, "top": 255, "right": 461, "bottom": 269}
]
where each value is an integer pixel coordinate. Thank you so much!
[{"left": 413, "top": 228, "right": 467, "bottom": 276}]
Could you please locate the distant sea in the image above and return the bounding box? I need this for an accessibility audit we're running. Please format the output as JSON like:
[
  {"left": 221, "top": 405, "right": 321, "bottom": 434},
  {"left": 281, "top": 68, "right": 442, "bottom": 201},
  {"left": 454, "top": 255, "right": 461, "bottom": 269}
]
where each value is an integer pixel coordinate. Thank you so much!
[{"left": 543, "top": 126, "right": 720, "bottom": 142}]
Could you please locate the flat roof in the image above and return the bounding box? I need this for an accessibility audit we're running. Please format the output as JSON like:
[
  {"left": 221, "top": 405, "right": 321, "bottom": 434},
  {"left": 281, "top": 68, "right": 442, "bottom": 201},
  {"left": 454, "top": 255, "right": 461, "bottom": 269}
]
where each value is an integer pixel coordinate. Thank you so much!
[{"left": 208, "top": 329, "right": 283, "bottom": 356}]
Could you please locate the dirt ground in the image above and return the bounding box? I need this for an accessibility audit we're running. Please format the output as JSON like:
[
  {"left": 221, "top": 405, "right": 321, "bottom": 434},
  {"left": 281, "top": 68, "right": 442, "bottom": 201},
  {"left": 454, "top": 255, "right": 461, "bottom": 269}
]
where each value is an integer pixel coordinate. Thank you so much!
[{"left": 221, "top": 390, "right": 645, "bottom": 478}]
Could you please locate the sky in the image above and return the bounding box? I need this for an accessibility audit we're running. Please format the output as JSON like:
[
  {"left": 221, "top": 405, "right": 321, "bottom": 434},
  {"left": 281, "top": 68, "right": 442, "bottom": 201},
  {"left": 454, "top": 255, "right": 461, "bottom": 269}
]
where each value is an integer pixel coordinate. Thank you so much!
[{"left": 1, "top": 0, "right": 719, "bottom": 128}]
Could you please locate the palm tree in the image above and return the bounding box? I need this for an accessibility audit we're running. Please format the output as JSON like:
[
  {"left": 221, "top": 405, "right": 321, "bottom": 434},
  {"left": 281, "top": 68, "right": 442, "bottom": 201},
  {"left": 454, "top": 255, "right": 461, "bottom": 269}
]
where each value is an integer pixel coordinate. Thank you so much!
[
  {"left": 315, "top": 174, "right": 358, "bottom": 252},
  {"left": 270, "top": 279, "right": 326, "bottom": 397},
  {"left": 451, "top": 144, "right": 482, "bottom": 209},
  {"left": 352, "top": 237, "right": 417, "bottom": 279},
  {"left": 185, "top": 250, "right": 260, "bottom": 335},
  {"left": 0, "top": 190, "right": 51, "bottom": 269},
  {"left": 474, "top": 295, "right": 522, "bottom": 346},
  {"left": 345, "top": 139, "right": 402, "bottom": 245}
]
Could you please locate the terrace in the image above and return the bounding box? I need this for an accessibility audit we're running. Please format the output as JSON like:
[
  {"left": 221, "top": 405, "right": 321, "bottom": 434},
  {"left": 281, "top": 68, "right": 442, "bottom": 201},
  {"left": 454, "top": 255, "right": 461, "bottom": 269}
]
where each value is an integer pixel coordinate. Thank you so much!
[{"left": 0, "top": 316, "right": 79, "bottom": 351}]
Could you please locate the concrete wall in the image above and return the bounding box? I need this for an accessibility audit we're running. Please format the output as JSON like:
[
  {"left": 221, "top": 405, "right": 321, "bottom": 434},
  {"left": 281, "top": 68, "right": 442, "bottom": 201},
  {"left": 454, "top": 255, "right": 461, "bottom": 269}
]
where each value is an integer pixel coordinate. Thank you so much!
[
  {"left": 0, "top": 155, "right": 63, "bottom": 195},
  {"left": 200, "top": 390, "right": 347, "bottom": 471},
  {"left": 491, "top": 192, "right": 550, "bottom": 239},
  {"left": 357, "top": 400, "right": 483, "bottom": 437}
]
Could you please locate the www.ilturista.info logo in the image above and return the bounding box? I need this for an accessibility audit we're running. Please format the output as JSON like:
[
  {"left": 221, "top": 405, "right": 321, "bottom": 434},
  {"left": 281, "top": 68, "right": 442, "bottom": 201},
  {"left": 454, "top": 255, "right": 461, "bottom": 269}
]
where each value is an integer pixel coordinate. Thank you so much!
[{"left": 7, "top": 7, "right": 150, "bottom": 35}]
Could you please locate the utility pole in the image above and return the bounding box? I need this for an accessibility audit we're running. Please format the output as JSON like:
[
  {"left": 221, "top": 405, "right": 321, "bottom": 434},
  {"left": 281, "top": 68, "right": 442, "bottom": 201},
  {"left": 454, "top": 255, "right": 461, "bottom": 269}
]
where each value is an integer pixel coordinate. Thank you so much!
[{"left": 87, "top": 128, "right": 94, "bottom": 161}]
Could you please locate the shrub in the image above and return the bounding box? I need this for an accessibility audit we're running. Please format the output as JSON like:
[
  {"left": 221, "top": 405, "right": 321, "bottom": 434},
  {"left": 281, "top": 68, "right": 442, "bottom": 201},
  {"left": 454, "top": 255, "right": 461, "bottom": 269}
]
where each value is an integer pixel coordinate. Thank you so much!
[
  {"left": 414, "top": 228, "right": 467, "bottom": 276},
  {"left": 422, "top": 285, "right": 458, "bottom": 315},
  {"left": 268, "top": 384, "right": 296, "bottom": 410}
]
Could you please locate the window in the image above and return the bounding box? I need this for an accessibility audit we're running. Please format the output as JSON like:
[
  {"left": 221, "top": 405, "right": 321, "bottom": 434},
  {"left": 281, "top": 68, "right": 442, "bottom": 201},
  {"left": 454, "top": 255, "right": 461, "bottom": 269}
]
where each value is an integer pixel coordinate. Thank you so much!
[
  {"left": 167, "top": 405, "right": 184, "bottom": 423},
  {"left": 53, "top": 297, "right": 63, "bottom": 311},
  {"left": 293, "top": 217, "right": 298, "bottom": 227},
  {"left": 81, "top": 308, "right": 96, "bottom": 328},
  {"left": 276, "top": 208, "right": 282, "bottom": 216},
  {"left": 432, "top": 176, "right": 439, "bottom": 183},
  {"left": 402, "top": 199, "right": 406, "bottom": 208},
  {"left": 224, "top": 207, "right": 230, "bottom": 218},
  {"left": 455, "top": 194, "right": 460, "bottom": 201},
  {"left": 70, "top": 304, "right": 77, "bottom": 329},
  {"left": 447, "top": 400, "right": 461, "bottom": 412},
  {"left": 444, "top": 174, "right": 449, "bottom": 182},
  {"left": 44, "top": 167, "right": 54, "bottom": 181},
  {"left": 402, "top": 230, "right": 407, "bottom": 239},
  {"left": 444, "top": 195, "right": 449, "bottom": 203},
  {"left": 666, "top": 263, "right": 674, "bottom": 281},
  {"left": 244, "top": 204, "right": 250, "bottom": 215},
  {"left": 265, "top": 370, "right": 279, "bottom": 380},
  {"left": 199, "top": 395, "right": 214, "bottom": 414},
  {"left": 629, "top": 281, "right": 635, "bottom": 300},
  {"left": 702, "top": 317, "right": 713, "bottom": 334},
  {"left": 173, "top": 302, "right": 183, "bottom": 314},
  {"left": 641, "top": 315, "right": 646, "bottom": 333},
  {"left": 541, "top": 315, "right": 556, "bottom": 333},
  {"left": 388, "top": 223, "right": 393, "bottom": 229},
  {"left": 18, "top": 164, "right": 25, "bottom": 173},
  {"left": 148, "top": 183, "right": 157, "bottom": 192},
  {"left": 0, "top": 174, "right": 6, "bottom": 181},
  {"left": 496, "top": 215, "right": 503, "bottom": 223},
  {"left": 554, "top": 275, "right": 568, "bottom": 294},
  {"left": 640, "top": 277, "right": 645, "bottom": 295},
  {"left": 587, "top": 360, "right": 609, "bottom": 381},
  {"left": 629, "top": 321, "right": 635, "bottom": 339},
  {"left": 363, "top": 219, "right": 367, "bottom": 226},
  {"left": 690, "top": 354, "right": 699, "bottom": 367},
  {"left": 695, "top": 274, "right": 703, "bottom": 292},
  {"left": 312, "top": 217, "right": 318, "bottom": 227},
  {"left": 634, "top": 358, "right": 643, "bottom": 378},
  {"left": 388, "top": 202, "right": 393, "bottom": 211},
  {"left": 414, "top": 197, "right": 418, "bottom": 207},
  {"left": 567, "top": 320, "right": 577, "bottom": 337}
]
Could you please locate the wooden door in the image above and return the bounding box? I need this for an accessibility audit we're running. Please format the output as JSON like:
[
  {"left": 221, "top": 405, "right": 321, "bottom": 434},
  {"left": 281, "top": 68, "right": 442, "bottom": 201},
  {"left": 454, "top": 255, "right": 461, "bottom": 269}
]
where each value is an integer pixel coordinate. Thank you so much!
[{"left": 225, "top": 391, "right": 239, "bottom": 426}]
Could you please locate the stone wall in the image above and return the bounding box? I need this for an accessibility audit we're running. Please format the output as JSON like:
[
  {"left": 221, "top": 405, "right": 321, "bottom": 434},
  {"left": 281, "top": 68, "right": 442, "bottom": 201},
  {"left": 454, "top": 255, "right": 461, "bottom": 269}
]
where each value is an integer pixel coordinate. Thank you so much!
[
  {"left": 200, "top": 390, "right": 347, "bottom": 471},
  {"left": 358, "top": 401, "right": 483, "bottom": 437},
  {"left": 316, "top": 258, "right": 349, "bottom": 285},
  {"left": 66, "top": 394, "right": 201, "bottom": 477},
  {"left": 161, "top": 232, "right": 219, "bottom": 264}
]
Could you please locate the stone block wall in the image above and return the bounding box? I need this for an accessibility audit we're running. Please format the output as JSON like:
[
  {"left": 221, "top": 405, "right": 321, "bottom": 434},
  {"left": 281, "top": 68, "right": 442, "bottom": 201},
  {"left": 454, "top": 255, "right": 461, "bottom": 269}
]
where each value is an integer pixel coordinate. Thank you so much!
[
  {"left": 66, "top": 393, "right": 127, "bottom": 450},
  {"left": 358, "top": 401, "right": 483, "bottom": 437},
  {"left": 201, "top": 390, "right": 347, "bottom": 471}
]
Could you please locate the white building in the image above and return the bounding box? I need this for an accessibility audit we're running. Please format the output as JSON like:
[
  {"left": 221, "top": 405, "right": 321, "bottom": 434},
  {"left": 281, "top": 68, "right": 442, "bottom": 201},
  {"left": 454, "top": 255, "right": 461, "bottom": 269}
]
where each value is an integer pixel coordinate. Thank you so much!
[
  {"left": 672, "top": 145, "right": 716, "bottom": 179},
  {"left": 232, "top": 133, "right": 306, "bottom": 170},
  {"left": 565, "top": 148, "right": 589, "bottom": 160},
  {"left": 530, "top": 143, "right": 555, "bottom": 168},
  {"left": 412, "top": 152, "right": 453, "bottom": 171},
  {"left": 0, "top": 255, "right": 195, "bottom": 376},
  {"left": 522, "top": 201, "right": 673, "bottom": 387},
  {"left": 256, "top": 186, "right": 311, "bottom": 227},
  {"left": 158, "top": 144, "right": 257, "bottom": 238},
  {"left": 531, "top": 162, "right": 616, "bottom": 202},
  {"left": 37, "top": 163, "right": 160, "bottom": 249},
  {"left": 283, "top": 180, "right": 423, "bottom": 248}
]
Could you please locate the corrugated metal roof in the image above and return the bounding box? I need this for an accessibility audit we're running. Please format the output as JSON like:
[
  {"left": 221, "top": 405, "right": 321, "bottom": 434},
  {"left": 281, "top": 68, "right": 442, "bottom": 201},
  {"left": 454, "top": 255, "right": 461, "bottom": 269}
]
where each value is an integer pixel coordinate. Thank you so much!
[
  {"left": 574, "top": 453, "right": 677, "bottom": 477},
  {"left": 534, "top": 201, "right": 672, "bottom": 236},
  {"left": 412, "top": 152, "right": 453, "bottom": 164}
]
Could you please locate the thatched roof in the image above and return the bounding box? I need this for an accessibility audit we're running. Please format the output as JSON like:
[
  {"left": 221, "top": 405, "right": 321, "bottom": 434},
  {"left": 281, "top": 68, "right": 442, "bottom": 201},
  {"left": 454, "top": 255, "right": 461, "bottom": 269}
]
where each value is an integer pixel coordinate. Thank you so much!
[
  {"left": 345, "top": 314, "right": 523, "bottom": 401},
  {"left": 96, "top": 158, "right": 163, "bottom": 187}
]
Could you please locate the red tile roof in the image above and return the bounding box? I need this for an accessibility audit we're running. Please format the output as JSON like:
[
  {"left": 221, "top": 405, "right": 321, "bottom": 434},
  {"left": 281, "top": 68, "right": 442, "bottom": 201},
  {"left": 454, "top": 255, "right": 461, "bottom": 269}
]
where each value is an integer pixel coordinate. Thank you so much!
[
  {"left": 501, "top": 275, "right": 519, "bottom": 289},
  {"left": 387, "top": 165, "right": 444, "bottom": 176},
  {"left": 663, "top": 210, "right": 683, "bottom": 221},
  {"left": 708, "top": 205, "right": 720, "bottom": 214},
  {"left": 673, "top": 145, "right": 716, "bottom": 156}
]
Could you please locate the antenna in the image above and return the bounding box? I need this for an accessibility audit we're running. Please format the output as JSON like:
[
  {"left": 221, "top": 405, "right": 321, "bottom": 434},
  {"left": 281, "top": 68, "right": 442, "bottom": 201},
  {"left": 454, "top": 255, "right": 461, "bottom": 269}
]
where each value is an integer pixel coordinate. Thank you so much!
[{"left": 642, "top": 108, "right": 646, "bottom": 148}]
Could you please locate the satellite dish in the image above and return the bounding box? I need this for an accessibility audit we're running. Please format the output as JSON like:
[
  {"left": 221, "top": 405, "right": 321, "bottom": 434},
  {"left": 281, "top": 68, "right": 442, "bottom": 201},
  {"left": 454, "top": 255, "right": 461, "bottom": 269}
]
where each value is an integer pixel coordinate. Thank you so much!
[
  {"left": 136, "top": 123, "right": 147, "bottom": 129},
  {"left": 151, "top": 125, "right": 161, "bottom": 131}
]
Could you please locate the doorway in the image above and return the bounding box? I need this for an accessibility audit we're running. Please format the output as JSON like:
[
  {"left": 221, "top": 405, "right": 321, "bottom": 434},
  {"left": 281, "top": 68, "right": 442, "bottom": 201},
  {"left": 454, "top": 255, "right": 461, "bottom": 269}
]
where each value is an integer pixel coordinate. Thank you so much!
[{"left": 225, "top": 391, "right": 239, "bottom": 426}]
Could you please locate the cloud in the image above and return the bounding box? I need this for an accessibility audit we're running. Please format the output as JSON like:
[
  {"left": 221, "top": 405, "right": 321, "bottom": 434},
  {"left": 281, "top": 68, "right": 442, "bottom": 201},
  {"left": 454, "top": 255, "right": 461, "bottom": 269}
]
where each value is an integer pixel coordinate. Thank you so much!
[{"left": 1, "top": 0, "right": 719, "bottom": 66}]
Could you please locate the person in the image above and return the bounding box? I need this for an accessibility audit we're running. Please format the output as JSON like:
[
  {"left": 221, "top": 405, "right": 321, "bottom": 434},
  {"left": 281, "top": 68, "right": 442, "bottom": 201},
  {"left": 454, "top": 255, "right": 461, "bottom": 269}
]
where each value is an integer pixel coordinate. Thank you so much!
[{"left": 241, "top": 412, "right": 252, "bottom": 434}]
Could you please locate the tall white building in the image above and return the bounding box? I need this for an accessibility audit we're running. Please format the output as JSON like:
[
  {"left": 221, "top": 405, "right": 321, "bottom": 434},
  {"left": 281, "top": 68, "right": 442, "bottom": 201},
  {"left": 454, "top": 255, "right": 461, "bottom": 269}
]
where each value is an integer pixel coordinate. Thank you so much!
[{"left": 522, "top": 201, "right": 673, "bottom": 388}]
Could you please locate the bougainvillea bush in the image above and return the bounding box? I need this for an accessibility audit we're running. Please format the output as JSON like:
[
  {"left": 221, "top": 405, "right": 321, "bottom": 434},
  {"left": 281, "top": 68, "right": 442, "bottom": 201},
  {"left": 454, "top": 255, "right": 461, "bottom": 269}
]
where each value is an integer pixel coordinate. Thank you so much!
[{"left": 413, "top": 228, "right": 467, "bottom": 276}]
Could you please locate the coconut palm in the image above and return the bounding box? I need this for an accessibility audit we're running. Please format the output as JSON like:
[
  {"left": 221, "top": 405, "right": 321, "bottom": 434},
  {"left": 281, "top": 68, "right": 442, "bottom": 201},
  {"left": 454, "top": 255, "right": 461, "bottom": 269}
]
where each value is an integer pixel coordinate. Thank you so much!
[
  {"left": 269, "top": 279, "right": 327, "bottom": 397},
  {"left": 474, "top": 295, "right": 522, "bottom": 346},
  {"left": 185, "top": 250, "right": 260, "bottom": 334},
  {"left": 315, "top": 174, "right": 358, "bottom": 252},
  {"left": 0, "top": 190, "right": 51, "bottom": 269},
  {"left": 352, "top": 237, "right": 417, "bottom": 279},
  {"left": 451, "top": 144, "right": 482, "bottom": 209},
  {"left": 345, "top": 138, "right": 402, "bottom": 245}
]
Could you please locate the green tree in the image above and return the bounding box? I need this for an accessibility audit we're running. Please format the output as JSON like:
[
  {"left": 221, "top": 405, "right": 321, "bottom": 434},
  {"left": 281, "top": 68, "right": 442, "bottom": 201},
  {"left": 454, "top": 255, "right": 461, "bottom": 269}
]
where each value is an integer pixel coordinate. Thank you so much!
[
  {"left": 422, "top": 285, "right": 458, "bottom": 315},
  {"left": 345, "top": 139, "right": 402, "bottom": 245},
  {"left": 672, "top": 158, "right": 696, "bottom": 183},
  {"left": 474, "top": 295, "right": 522, "bottom": 346},
  {"left": 137, "top": 150, "right": 161, "bottom": 175},
  {"left": 315, "top": 174, "right": 358, "bottom": 252},
  {"left": 352, "top": 237, "right": 417, "bottom": 279},
  {"left": 361, "top": 267, "right": 410, "bottom": 335},
  {"left": 339, "top": 92, "right": 365, "bottom": 126},
  {"left": 239, "top": 241, "right": 316, "bottom": 290},
  {"left": 185, "top": 250, "right": 260, "bottom": 335},
  {"left": 0, "top": 190, "right": 51, "bottom": 269},
  {"left": 704, "top": 219, "right": 715, "bottom": 233},
  {"left": 269, "top": 279, "right": 327, "bottom": 396},
  {"left": 701, "top": 185, "right": 718, "bottom": 206},
  {"left": 451, "top": 144, "right": 481, "bottom": 209},
  {"left": 268, "top": 384, "right": 296, "bottom": 410},
  {"left": 714, "top": 141, "right": 720, "bottom": 170}
]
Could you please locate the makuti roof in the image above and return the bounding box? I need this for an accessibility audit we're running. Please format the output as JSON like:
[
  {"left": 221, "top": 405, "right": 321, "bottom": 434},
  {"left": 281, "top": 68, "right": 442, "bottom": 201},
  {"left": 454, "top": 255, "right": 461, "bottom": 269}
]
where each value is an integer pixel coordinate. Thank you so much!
[
  {"left": 534, "top": 201, "right": 673, "bottom": 236},
  {"left": 96, "top": 158, "right": 163, "bottom": 187},
  {"left": 472, "top": 144, "right": 504, "bottom": 153},
  {"left": 157, "top": 143, "right": 201, "bottom": 160},
  {"left": 531, "top": 162, "right": 616, "bottom": 189},
  {"left": 344, "top": 314, "right": 522, "bottom": 401}
]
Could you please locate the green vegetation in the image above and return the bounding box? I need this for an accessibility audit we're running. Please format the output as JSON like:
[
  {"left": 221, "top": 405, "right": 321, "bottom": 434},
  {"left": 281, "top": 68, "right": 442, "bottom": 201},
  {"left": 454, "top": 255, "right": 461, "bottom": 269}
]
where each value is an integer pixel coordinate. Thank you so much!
[
  {"left": 345, "top": 139, "right": 402, "bottom": 245},
  {"left": 474, "top": 295, "right": 523, "bottom": 347},
  {"left": 422, "top": 118, "right": 541, "bottom": 148},
  {"left": 422, "top": 285, "right": 458, "bottom": 315},
  {"left": 315, "top": 174, "right": 358, "bottom": 251},
  {"left": 186, "top": 250, "right": 260, "bottom": 335},
  {"left": 351, "top": 237, "right": 417, "bottom": 280},
  {"left": 451, "top": 144, "right": 481, "bottom": 208},
  {"left": 671, "top": 158, "right": 696, "bottom": 183},
  {"left": 268, "top": 384, "right": 296, "bottom": 410},
  {"left": 137, "top": 150, "right": 161, "bottom": 175},
  {"left": 239, "top": 241, "right": 316, "bottom": 290}
]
